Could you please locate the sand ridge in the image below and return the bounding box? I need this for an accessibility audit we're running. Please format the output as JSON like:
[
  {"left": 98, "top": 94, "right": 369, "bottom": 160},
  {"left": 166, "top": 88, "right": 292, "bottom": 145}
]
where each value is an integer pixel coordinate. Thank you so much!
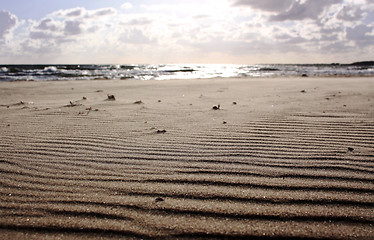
[{"left": 0, "top": 77, "right": 374, "bottom": 239}]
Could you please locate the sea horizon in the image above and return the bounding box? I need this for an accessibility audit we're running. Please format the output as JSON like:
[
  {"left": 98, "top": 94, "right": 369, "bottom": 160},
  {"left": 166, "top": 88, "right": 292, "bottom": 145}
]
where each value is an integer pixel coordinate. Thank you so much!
[{"left": 1, "top": 61, "right": 373, "bottom": 82}]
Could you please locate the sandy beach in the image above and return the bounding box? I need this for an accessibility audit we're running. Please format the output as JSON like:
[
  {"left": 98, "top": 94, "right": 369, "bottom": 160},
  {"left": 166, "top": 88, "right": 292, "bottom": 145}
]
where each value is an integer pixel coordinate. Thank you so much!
[{"left": 0, "top": 77, "right": 373, "bottom": 239}]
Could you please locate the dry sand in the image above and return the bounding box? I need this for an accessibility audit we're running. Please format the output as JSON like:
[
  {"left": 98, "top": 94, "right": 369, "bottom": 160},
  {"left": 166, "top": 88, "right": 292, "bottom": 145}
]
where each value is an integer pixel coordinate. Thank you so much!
[{"left": 0, "top": 77, "right": 373, "bottom": 239}]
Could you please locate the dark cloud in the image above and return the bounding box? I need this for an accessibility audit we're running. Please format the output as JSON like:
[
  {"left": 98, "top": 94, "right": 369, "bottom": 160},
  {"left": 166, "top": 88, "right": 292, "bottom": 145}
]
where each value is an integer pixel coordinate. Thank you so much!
[
  {"left": 66, "top": 8, "right": 83, "bottom": 17},
  {"left": 269, "top": 0, "right": 342, "bottom": 21},
  {"left": 232, "top": 0, "right": 343, "bottom": 21},
  {"left": 346, "top": 24, "right": 374, "bottom": 47},
  {"left": 0, "top": 10, "right": 17, "bottom": 38},
  {"left": 30, "top": 31, "right": 53, "bottom": 39},
  {"left": 64, "top": 21, "right": 81, "bottom": 35},
  {"left": 90, "top": 8, "right": 116, "bottom": 17},
  {"left": 35, "top": 18, "right": 59, "bottom": 31},
  {"left": 232, "top": 0, "right": 293, "bottom": 12}
]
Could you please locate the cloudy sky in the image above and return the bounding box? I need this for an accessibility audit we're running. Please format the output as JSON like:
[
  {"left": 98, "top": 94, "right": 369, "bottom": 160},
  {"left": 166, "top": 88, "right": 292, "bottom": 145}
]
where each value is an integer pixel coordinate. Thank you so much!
[{"left": 1, "top": 0, "right": 373, "bottom": 64}]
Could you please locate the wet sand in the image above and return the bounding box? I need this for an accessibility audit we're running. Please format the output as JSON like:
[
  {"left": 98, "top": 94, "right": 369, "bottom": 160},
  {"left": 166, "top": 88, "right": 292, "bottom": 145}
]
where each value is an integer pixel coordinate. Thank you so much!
[{"left": 0, "top": 77, "right": 374, "bottom": 239}]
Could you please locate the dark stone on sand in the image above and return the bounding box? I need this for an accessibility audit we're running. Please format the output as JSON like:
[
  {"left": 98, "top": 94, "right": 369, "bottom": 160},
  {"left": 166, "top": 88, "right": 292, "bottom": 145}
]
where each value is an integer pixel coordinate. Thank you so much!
[
  {"left": 348, "top": 147, "right": 354, "bottom": 152},
  {"left": 223, "top": 121, "right": 227, "bottom": 124},
  {"left": 157, "top": 129, "right": 167, "bottom": 134},
  {"left": 134, "top": 100, "right": 143, "bottom": 104},
  {"left": 233, "top": 102, "right": 237, "bottom": 105},
  {"left": 212, "top": 105, "right": 220, "bottom": 110},
  {"left": 107, "top": 94, "right": 116, "bottom": 100},
  {"left": 300, "top": 90, "right": 306, "bottom": 93},
  {"left": 302, "top": 74, "right": 308, "bottom": 77}
]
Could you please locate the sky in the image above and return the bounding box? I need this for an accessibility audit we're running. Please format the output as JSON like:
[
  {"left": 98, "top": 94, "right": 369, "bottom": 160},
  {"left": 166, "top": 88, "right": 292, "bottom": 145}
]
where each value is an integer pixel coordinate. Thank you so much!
[{"left": 0, "top": 0, "right": 373, "bottom": 64}]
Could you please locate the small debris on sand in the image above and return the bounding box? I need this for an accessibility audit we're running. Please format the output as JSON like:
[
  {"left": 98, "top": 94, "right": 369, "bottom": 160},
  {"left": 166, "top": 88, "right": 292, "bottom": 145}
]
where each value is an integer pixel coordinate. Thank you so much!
[
  {"left": 302, "top": 74, "right": 308, "bottom": 77},
  {"left": 212, "top": 104, "right": 220, "bottom": 110},
  {"left": 157, "top": 129, "right": 167, "bottom": 134},
  {"left": 348, "top": 147, "right": 354, "bottom": 152},
  {"left": 223, "top": 121, "right": 227, "bottom": 124},
  {"left": 233, "top": 102, "right": 237, "bottom": 105},
  {"left": 134, "top": 100, "right": 143, "bottom": 104},
  {"left": 107, "top": 94, "right": 116, "bottom": 101},
  {"left": 158, "top": 100, "right": 161, "bottom": 102},
  {"left": 96, "top": 90, "right": 104, "bottom": 92},
  {"left": 155, "top": 197, "right": 164, "bottom": 202},
  {"left": 82, "top": 96, "right": 87, "bottom": 100},
  {"left": 66, "top": 101, "right": 82, "bottom": 107},
  {"left": 300, "top": 90, "right": 306, "bottom": 93}
]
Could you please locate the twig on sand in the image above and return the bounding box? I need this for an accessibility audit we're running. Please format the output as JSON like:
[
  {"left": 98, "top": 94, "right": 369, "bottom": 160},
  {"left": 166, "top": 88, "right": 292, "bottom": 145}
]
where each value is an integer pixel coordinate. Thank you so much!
[
  {"left": 134, "top": 100, "right": 143, "bottom": 104},
  {"left": 155, "top": 197, "right": 164, "bottom": 202},
  {"left": 65, "top": 101, "right": 82, "bottom": 107}
]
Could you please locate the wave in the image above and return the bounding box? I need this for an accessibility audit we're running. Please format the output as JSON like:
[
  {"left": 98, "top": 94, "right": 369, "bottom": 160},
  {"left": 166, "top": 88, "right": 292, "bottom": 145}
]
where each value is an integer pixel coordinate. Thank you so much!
[{"left": 0, "top": 63, "right": 373, "bottom": 81}]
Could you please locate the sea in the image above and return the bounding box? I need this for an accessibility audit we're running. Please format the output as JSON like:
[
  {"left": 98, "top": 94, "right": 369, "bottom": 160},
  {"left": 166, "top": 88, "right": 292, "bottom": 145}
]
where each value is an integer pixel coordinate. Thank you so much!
[{"left": 0, "top": 62, "right": 373, "bottom": 82}]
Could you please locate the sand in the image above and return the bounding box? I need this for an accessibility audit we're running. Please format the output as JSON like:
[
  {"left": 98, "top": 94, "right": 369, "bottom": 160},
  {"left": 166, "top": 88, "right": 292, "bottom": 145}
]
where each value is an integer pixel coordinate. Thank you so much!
[{"left": 0, "top": 77, "right": 373, "bottom": 239}]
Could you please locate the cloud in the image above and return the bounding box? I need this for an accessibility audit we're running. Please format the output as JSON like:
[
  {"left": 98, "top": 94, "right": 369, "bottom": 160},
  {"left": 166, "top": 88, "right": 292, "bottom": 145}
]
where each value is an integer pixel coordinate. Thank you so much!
[
  {"left": 0, "top": 10, "right": 17, "bottom": 38},
  {"left": 0, "top": 1, "right": 373, "bottom": 64},
  {"left": 64, "top": 20, "right": 82, "bottom": 35},
  {"left": 346, "top": 24, "right": 374, "bottom": 46},
  {"left": 121, "top": 29, "right": 155, "bottom": 44},
  {"left": 54, "top": 7, "right": 116, "bottom": 19},
  {"left": 120, "top": 16, "right": 153, "bottom": 26},
  {"left": 66, "top": 8, "right": 84, "bottom": 17},
  {"left": 35, "top": 18, "right": 59, "bottom": 31},
  {"left": 337, "top": 5, "right": 365, "bottom": 21},
  {"left": 232, "top": 0, "right": 294, "bottom": 12},
  {"left": 55, "top": 7, "right": 85, "bottom": 18},
  {"left": 231, "top": 0, "right": 344, "bottom": 21},
  {"left": 121, "top": 2, "right": 133, "bottom": 10},
  {"left": 90, "top": 8, "right": 117, "bottom": 17},
  {"left": 269, "top": 0, "right": 342, "bottom": 21}
]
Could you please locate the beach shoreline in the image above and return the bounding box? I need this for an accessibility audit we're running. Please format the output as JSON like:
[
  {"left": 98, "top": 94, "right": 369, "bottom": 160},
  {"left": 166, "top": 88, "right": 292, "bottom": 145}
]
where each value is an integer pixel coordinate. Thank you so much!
[{"left": 1, "top": 77, "right": 373, "bottom": 239}]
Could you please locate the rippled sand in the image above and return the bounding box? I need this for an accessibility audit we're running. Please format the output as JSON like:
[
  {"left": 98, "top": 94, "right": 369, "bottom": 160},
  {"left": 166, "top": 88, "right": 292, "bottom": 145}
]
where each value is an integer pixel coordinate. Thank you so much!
[{"left": 1, "top": 77, "right": 373, "bottom": 239}]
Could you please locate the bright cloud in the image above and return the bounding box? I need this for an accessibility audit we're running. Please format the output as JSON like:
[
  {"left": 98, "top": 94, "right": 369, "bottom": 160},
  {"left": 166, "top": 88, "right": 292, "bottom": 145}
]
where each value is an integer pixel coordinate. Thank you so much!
[
  {"left": 121, "top": 2, "right": 133, "bottom": 10},
  {"left": 0, "top": 0, "right": 373, "bottom": 64}
]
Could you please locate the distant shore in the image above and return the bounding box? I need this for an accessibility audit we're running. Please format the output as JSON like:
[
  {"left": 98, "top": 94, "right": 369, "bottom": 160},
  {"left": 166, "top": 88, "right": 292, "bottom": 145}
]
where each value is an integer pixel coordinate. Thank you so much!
[{"left": 1, "top": 77, "right": 374, "bottom": 239}]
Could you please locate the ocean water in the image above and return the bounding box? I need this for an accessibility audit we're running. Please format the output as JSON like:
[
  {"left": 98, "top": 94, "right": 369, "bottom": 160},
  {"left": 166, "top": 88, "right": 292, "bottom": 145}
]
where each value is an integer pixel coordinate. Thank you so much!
[{"left": 0, "top": 63, "right": 373, "bottom": 82}]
